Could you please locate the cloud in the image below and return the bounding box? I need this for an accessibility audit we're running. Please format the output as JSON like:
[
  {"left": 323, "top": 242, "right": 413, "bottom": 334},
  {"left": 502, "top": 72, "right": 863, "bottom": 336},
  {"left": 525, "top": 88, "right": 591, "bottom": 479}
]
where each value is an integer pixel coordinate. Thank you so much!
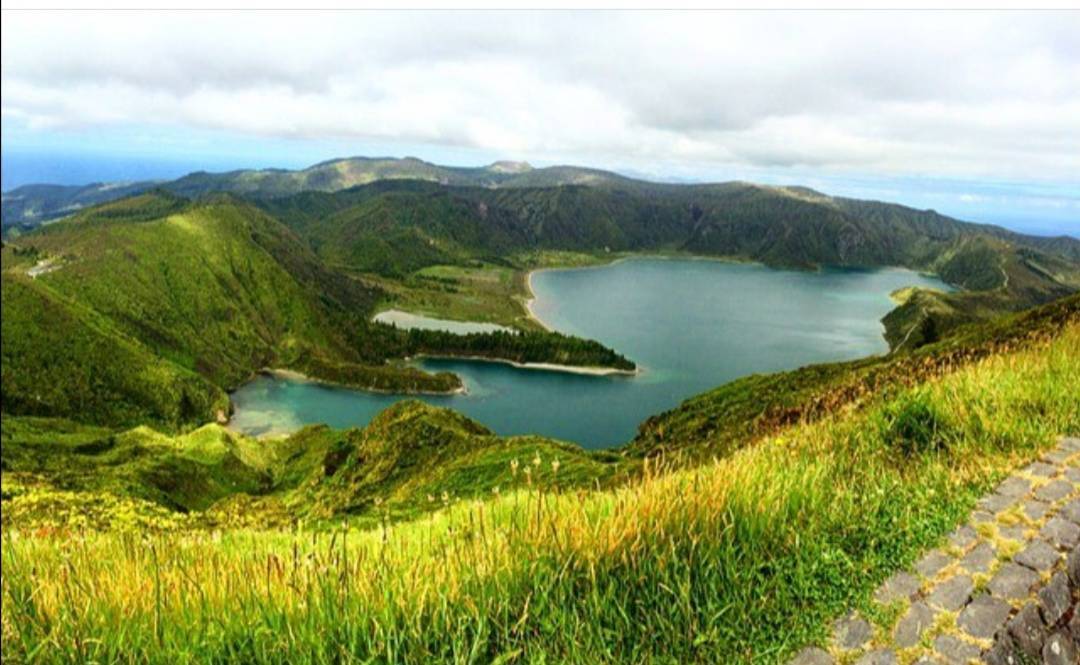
[{"left": 2, "top": 10, "right": 1079, "bottom": 182}]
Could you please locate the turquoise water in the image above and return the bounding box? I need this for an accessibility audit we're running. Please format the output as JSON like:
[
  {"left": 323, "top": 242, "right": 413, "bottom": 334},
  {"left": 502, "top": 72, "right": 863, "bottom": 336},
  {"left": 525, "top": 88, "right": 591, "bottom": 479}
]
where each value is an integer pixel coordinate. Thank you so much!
[{"left": 230, "top": 258, "right": 949, "bottom": 447}]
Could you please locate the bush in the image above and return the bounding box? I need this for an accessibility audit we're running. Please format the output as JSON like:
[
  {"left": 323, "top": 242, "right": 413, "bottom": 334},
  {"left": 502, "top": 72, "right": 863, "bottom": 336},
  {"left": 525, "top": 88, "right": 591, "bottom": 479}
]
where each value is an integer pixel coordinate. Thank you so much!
[{"left": 881, "top": 390, "right": 953, "bottom": 457}]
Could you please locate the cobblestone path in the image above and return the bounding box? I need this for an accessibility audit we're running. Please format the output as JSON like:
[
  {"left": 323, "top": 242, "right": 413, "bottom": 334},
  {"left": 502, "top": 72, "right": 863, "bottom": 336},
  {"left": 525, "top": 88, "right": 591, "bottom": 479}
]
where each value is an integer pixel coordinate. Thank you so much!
[{"left": 791, "top": 437, "right": 1080, "bottom": 665}]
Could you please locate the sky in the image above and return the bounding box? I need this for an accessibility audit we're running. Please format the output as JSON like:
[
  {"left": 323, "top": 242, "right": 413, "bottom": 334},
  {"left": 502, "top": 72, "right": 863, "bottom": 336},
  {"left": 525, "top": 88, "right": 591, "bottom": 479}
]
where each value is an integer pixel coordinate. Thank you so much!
[{"left": 2, "top": 10, "right": 1079, "bottom": 236}]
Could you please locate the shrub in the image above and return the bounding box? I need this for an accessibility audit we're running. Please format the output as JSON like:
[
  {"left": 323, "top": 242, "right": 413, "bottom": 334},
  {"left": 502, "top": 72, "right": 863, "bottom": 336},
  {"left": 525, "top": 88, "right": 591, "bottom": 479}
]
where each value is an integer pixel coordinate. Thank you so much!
[{"left": 880, "top": 390, "right": 953, "bottom": 457}]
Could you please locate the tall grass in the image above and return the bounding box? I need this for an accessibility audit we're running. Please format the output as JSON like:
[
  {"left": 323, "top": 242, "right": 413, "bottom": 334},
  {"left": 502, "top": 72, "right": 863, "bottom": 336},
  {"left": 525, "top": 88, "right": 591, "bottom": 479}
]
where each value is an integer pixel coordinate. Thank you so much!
[{"left": 3, "top": 326, "right": 1078, "bottom": 664}]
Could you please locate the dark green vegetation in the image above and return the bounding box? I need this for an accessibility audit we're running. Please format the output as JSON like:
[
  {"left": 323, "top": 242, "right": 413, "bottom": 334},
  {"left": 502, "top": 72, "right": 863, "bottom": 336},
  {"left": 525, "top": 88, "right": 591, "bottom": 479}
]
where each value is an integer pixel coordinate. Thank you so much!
[
  {"left": 1, "top": 191, "right": 632, "bottom": 430},
  {"left": 403, "top": 328, "right": 636, "bottom": 371}
]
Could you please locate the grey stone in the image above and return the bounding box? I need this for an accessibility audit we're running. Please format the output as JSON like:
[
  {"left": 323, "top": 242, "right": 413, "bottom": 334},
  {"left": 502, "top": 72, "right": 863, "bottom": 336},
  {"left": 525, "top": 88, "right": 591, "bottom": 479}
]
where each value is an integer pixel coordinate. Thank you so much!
[
  {"left": 790, "top": 646, "right": 834, "bottom": 665},
  {"left": 1042, "top": 631, "right": 1079, "bottom": 665},
  {"left": 1034, "top": 479, "right": 1074, "bottom": 503},
  {"left": 1022, "top": 499, "right": 1052, "bottom": 521},
  {"left": 1067, "top": 547, "right": 1080, "bottom": 586},
  {"left": 957, "top": 594, "right": 1011, "bottom": 639},
  {"left": 874, "top": 571, "right": 921, "bottom": 605},
  {"left": 1064, "top": 466, "right": 1080, "bottom": 483},
  {"left": 947, "top": 524, "right": 978, "bottom": 550},
  {"left": 1042, "top": 448, "right": 1074, "bottom": 465},
  {"left": 1014, "top": 539, "right": 1060, "bottom": 573},
  {"left": 915, "top": 550, "right": 953, "bottom": 579},
  {"left": 1006, "top": 603, "right": 1047, "bottom": 658},
  {"left": 832, "top": 612, "right": 873, "bottom": 649},
  {"left": 979, "top": 493, "right": 1017, "bottom": 514},
  {"left": 996, "top": 476, "right": 1032, "bottom": 498},
  {"left": 997, "top": 525, "right": 1028, "bottom": 543},
  {"left": 981, "top": 635, "right": 1018, "bottom": 665},
  {"left": 988, "top": 563, "right": 1040, "bottom": 600},
  {"left": 894, "top": 601, "right": 936, "bottom": 648},
  {"left": 1058, "top": 498, "right": 1080, "bottom": 525},
  {"left": 933, "top": 634, "right": 980, "bottom": 663},
  {"left": 971, "top": 510, "right": 995, "bottom": 524},
  {"left": 1069, "top": 608, "right": 1080, "bottom": 641},
  {"left": 1037, "top": 571, "right": 1072, "bottom": 626},
  {"left": 961, "top": 541, "right": 997, "bottom": 574},
  {"left": 853, "top": 649, "right": 897, "bottom": 665},
  {"left": 1040, "top": 517, "right": 1080, "bottom": 549},
  {"left": 1024, "top": 461, "right": 1058, "bottom": 478},
  {"left": 927, "top": 574, "right": 974, "bottom": 611},
  {"left": 1060, "top": 437, "right": 1080, "bottom": 452}
]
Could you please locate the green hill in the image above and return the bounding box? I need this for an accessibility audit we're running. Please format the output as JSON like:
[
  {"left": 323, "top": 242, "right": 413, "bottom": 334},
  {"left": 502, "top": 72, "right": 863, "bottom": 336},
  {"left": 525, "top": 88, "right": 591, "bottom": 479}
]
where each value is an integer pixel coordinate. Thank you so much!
[
  {"left": 0, "top": 181, "right": 157, "bottom": 236},
  {"left": 0, "top": 193, "right": 459, "bottom": 426},
  {"left": 1, "top": 271, "right": 228, "bottom": 428},
  {"left": 2, "top": 157, "right": 627, "bottom": 230},
  {"left": 1, "top": 192, "right": 635, "bottom": 428},
  {"left": 1, "top": 400, "right": 624, "bottom": 530}
]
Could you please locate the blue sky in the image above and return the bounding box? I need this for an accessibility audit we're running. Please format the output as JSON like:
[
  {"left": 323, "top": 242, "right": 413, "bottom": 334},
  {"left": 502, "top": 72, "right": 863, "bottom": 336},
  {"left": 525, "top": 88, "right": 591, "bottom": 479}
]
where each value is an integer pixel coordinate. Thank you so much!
[{"left": 2, "top": 11, "right": 1078, "bottom": 236}]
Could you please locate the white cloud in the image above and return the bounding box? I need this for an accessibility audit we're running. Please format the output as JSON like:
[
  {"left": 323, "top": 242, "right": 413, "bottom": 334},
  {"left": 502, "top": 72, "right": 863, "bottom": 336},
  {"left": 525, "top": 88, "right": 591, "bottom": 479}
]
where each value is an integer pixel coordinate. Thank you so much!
[{"left": 2, "top": 10, "right": 1079, "bottom": 182}]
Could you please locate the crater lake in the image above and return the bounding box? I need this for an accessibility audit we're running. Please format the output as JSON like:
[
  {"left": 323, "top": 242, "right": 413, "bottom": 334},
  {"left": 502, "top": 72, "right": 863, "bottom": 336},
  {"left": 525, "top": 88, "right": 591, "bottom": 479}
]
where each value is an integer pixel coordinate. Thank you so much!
[{"left": 229, "top": 258, "right": 949, "bottom": 447}]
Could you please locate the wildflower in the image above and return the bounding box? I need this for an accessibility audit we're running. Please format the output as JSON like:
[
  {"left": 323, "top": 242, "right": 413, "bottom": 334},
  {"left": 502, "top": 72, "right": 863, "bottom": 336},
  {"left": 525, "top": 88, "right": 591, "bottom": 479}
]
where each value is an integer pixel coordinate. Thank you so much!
[
  {"left": 510, "top": 459, "right": 519, "bottom": 476},
  {"left": 427, "top": 494, "right": 435, "bottom": 503},
  {"left": 374, "top": 497, "right": 383, "bottom": 507},
  {"left": 492, "top": 486, "right": 500, "bottom": 495},
  {"left": 551, "top": 459, "right": 561, "bottom": 474},
  {"left": 441, "top": 491, "right": 450, "bottom": 504},
  {"left": 532, "top": 452, "right": 542, "bottom": 467}
]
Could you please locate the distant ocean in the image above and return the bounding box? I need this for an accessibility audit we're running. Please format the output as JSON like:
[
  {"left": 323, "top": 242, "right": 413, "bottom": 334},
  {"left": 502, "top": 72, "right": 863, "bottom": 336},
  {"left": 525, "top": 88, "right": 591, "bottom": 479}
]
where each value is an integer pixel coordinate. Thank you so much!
[{"left": 1, "top": 151, "right": 233, "bottom": 191}]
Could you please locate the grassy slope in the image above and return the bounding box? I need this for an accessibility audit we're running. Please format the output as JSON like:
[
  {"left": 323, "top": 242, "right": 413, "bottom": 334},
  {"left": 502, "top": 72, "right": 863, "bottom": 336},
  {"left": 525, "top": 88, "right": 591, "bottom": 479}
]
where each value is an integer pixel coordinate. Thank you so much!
[
  {"left": 3, "top": 308, "right": 1076, "bottom": 663},
  {"left": 18, "top": 194, "right": 378, "bottom": 388},
  {"left": 1, "top": 400, "right": 624, "bottom": 531},
  {"left": 0, "top": 271, "right": 229, "bottom": 428}
]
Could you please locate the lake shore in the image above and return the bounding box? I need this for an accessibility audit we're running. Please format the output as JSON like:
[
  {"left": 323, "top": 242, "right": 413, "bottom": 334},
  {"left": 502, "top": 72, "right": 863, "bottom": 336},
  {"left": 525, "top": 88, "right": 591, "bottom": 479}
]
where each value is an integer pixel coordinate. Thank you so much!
[
  {"left": 412, "top": 354, "right": 640, "bottom": 377},
  {"left": 524, "top": 269, "right": 555, "bottom": 331},
  {"left": 261, "top": 368, "right": 470, "bottom": 396}
]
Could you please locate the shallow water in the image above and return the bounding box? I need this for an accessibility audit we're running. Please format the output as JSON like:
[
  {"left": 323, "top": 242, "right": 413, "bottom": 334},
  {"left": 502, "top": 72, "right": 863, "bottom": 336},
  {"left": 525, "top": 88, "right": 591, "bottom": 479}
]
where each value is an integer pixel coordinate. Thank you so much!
[
  {"left": 372, "top": 308, "right": 513, "bottom": 334},
  {"left": 230, "top": 258, "right": 949, "bottom": 447}
]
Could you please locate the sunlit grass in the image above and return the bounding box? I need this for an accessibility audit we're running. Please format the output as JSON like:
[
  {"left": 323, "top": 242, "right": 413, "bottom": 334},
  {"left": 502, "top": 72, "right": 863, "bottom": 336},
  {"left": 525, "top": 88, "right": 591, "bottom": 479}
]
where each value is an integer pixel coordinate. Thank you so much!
[{"left": 3, "top": 326, "right": 1077, "bottom": 663}]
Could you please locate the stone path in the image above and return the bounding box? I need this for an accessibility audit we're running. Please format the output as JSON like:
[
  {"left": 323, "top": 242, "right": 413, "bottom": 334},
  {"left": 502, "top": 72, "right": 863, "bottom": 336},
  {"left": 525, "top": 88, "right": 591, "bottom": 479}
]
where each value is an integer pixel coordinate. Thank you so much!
[{"left": 791, "top": 437, "right": 1080, "bottom": 665}]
